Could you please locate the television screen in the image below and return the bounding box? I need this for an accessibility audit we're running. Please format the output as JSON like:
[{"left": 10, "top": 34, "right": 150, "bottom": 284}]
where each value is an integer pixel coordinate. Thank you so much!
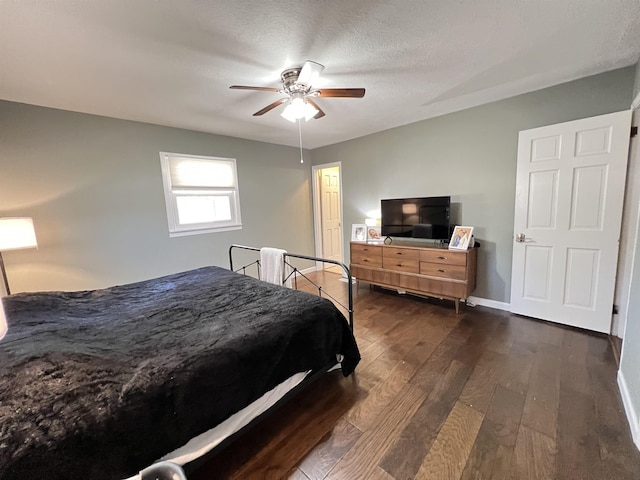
[{"left": 381, "top": 196, "right": 451, "bottom": 240}]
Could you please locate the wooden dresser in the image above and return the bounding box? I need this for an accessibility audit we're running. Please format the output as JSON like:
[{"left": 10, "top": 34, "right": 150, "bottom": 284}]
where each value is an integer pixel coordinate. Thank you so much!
[{"left": 350, "top": 241, "right": 477, "bottom": 313}]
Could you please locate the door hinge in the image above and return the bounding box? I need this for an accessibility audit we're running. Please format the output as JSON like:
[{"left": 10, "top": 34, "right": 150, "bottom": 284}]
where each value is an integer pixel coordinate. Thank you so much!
[
  {"left": 632, "top": 126, "right": 638, "bottom": 138},
  {"left": 613, "top": 304, "right": 619, "bottom": 315}
]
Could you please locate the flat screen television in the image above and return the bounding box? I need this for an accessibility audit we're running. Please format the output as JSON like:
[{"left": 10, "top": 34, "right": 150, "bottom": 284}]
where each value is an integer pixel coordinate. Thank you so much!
[{"left": 381, "top": 196, "right": 451, "bottom": 240}]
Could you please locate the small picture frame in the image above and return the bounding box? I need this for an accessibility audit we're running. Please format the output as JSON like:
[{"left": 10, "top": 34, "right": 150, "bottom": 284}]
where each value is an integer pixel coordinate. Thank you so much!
[
  {"left": 351, "top": 224, "right": 367, "bottom": 242},
  {"left": 367, "top": 226, "right": 383, "bottom": 242},
  {"left": 449, "top": 226, "right": 474, "bottom": 250}
]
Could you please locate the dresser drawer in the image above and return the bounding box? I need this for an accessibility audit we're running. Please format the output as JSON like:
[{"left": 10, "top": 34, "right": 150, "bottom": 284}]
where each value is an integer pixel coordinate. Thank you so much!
[
  {"left": 352, "top": 252, "right": 382, "bottom": 268},
  {"left": 420, "top": 261, "right": 467, "bottom": 280},
  {"left": 383, "top": 257, "right": 419, "bottom": 274},
  {"left": 419, "top": 249, "right": 467, "bottom": 266},
  {"left": 384, "top": 247, "right": 419, "bottom": 262},
  {"left": 352, "top": 243, "right": 382, "bottom": 255}
]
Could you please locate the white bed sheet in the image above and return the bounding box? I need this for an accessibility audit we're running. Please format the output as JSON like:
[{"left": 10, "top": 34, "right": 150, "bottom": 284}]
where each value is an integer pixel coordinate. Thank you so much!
[{"left": 126, "top": 370, "right": 311, "bottom": 480}]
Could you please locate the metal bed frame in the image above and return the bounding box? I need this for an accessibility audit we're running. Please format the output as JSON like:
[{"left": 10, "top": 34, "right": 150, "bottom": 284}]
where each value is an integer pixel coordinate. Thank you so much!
[
  {"left": 228, "top": 244, "right": 354, "bottom": 330},
  {"left": 181, "top": 245, "right": 356, "bottom": 475}
]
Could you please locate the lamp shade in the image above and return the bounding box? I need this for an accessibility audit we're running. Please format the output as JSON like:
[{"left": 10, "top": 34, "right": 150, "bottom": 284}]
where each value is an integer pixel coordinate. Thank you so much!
[{"left": 0, "top": 218, "right": 38, "bottom": 251}]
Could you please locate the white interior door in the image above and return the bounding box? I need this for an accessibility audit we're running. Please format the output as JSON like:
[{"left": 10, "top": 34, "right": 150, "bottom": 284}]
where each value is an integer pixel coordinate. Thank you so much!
[
  {"left": 320, "top": 166, "right": 342, "bottom": 264},
  {"left": 510, "top": 110, "right": 632, "bottom": 333}
]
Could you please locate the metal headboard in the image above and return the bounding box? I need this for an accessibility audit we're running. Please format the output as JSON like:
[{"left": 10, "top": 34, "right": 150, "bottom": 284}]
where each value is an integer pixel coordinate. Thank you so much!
[{"left": 228, "top": 244, "right": 354, "bottom": 331}]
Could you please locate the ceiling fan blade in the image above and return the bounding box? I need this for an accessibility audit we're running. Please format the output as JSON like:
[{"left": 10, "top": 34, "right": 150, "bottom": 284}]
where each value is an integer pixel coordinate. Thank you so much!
[
  {"left": 297, "top": 61, "right": 324, "bottom": 87},
  {"left": 253, "top": 98, "right": 288, "bottom": 116},
  {"left": 305, "top": 98, "right": 325, "bottom": 119},
  {"left": 316, "top": 88, "right": 365, "bottom": 98},
  {"left": 230, "top": 85, "right": 280, "bottom": 93}
]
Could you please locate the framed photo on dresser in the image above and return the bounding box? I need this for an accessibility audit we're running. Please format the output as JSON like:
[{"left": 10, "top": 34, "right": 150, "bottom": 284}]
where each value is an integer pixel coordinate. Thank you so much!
[
  {"left": 367, "top": 226, "right": 383, "bottom": 242},
  {"left": 449, "top": 226, "right": 473, "bottom": 250},
  {"left": 351, "top": 224, "right": 367, "bottom": 242}
]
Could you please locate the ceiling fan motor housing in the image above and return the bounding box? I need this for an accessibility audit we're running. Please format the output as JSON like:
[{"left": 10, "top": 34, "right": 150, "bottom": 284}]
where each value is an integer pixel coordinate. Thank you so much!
[{"left": 281, "top": 67, "right": 309, "bottom": 94}]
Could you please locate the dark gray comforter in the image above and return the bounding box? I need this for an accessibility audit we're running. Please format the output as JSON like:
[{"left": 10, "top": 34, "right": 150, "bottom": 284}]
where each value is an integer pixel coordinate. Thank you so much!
[{"left": 0, "top": 266, "right": 359, "bottom": 479}]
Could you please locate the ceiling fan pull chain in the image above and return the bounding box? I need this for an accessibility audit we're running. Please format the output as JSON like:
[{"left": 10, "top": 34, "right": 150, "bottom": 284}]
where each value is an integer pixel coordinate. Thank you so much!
[{"left": 298, "top": 119, "right": 304, "bottom": 163}]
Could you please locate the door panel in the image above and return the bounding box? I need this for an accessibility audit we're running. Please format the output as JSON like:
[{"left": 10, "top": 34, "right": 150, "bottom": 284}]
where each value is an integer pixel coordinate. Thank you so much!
[
  {"left": 522, "top": 245, "right": 553, "bottom": 301},
  {"left": 528, "top": 170, "right": 559, "bottom": 228},
  {"left": 570, "top": 165, "right": 606, "bottom": 230},
  {"left": 563, "top": 248, "right": 599, "bottom": 309},
  {"left": 575, "top": 126, "right": 611, "bottom": 156},
  {"left": 531, "top": 135, "right": 562, "bottom": 161},
  {"left": 510, "top": 110, "right": 631, "bottom": 333}
]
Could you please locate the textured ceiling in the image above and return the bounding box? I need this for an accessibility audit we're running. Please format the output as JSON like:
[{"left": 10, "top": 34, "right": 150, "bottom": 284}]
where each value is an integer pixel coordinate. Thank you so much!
[{"left": 1, "top": 1, "right": 639, "bottom": 149}]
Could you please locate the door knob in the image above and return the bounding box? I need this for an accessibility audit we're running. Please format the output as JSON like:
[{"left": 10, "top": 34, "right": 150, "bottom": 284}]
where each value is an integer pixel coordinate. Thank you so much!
[{"left": 515, "top": 233, "right": 526, "bottom": 243}]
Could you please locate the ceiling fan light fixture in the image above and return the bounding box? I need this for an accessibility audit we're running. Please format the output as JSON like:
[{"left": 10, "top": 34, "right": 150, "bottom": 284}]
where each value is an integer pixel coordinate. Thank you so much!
[
  {"left": 280, "top": 96, "right": 318, "bottom": 122},
  {"left": 302, "top": 101, "right": 319, "bottom": 121},
  {"left": 280, "top": 103, "right": 298, "bottom": 123}
]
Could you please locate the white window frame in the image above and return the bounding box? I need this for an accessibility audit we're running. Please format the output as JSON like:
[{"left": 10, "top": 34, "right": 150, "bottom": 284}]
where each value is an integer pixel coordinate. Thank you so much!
[{"left": 159, "top": 152, "right": 242, "bottom": 237}]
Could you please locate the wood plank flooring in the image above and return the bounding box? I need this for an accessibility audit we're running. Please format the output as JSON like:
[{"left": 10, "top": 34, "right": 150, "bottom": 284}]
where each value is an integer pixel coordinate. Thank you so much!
[{"left": 191, "top": 271, "right": 640, "bottom": 480}]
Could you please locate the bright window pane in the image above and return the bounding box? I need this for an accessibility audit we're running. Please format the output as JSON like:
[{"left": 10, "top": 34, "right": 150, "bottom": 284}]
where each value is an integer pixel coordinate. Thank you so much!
[{"left": 176, "top": 195, "right": 232, "bottom": 225}]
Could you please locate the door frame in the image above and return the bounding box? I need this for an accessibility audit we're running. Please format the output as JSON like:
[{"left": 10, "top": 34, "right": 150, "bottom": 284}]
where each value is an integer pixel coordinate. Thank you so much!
[
  {"left": 312, "top": 161, "right": 345, "bottom": 272},
  {"left": 614, "top": 99, "right": 640, "bottom": 338}
]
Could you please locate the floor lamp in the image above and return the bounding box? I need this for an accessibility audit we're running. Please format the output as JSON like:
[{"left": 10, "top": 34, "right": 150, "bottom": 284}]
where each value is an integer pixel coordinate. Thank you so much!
[{"left": 0, "top": 218, "right": 38, "bottom": 295}]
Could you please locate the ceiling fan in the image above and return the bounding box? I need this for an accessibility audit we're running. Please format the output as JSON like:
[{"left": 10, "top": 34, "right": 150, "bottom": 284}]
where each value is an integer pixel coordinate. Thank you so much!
[{"left": 230, "top": 61, "right": 365, "bottom": 122}]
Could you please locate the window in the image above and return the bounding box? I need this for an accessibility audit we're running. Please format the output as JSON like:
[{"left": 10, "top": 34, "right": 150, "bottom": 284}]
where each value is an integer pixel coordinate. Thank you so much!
[{"left": 159, "top": 152, "right": 242, "bottom": 236}]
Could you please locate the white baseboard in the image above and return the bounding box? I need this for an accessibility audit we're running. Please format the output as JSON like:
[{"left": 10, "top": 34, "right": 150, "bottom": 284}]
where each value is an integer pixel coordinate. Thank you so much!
[
  {"left": 339, "top": 276, "right": 357, "bottom": 284},
  {"left": 296, "top": 266, "right": 317, "bottom": 276},
  {"left": 304, "top": 264, "right": 353, "bottom": 278},
  {"left": 618, "top": 370, "right": 640, "bottom": 451},
  {"left": 467, "top": 295, "right": 510, "bottom": 311}
]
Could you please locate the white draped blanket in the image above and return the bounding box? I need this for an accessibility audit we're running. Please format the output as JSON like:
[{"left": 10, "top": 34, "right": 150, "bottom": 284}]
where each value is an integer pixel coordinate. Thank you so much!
[{"left": 260, "top": 247, "right": 292, "bottom": 287}]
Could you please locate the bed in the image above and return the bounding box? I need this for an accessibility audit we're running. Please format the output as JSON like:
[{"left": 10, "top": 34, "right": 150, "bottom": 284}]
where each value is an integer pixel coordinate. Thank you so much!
[{"left": 0, "top": 250, "right": 359, "bottom": 480}]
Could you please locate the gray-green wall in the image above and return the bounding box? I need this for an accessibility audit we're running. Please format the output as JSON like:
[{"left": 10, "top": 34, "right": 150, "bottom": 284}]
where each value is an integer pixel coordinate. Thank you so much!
[
  {"left": 1, "top": 63, "right": 639, "bottom": 448},
  {"left": 311, "top": 66, "right": 636, "bottom": 304},
  {"left": 0, "top": 101, "right": 314, "bottom": 293}
]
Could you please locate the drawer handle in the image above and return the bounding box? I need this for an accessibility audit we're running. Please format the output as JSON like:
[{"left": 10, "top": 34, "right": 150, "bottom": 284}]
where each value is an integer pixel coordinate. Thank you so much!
[
  {"left": 438, "top": 269, "right": 446, "bottom": 273},
  {"left": 396, "top": 263, "right": 403, "bottom": 267},
  {"left": 363, "top": 259, "right": 369, "bottom": 262},
  {"left": 437, "top": 256, "right": 447, "bottom": 260},
  {"left": 395, "top": 252, "right": 403, "bottom": 255}
]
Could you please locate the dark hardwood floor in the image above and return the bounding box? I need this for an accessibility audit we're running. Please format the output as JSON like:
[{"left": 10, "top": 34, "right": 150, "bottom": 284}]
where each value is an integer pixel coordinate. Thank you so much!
[{"left": 191, "top": 271, "right": 640, "bottom": 479}]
